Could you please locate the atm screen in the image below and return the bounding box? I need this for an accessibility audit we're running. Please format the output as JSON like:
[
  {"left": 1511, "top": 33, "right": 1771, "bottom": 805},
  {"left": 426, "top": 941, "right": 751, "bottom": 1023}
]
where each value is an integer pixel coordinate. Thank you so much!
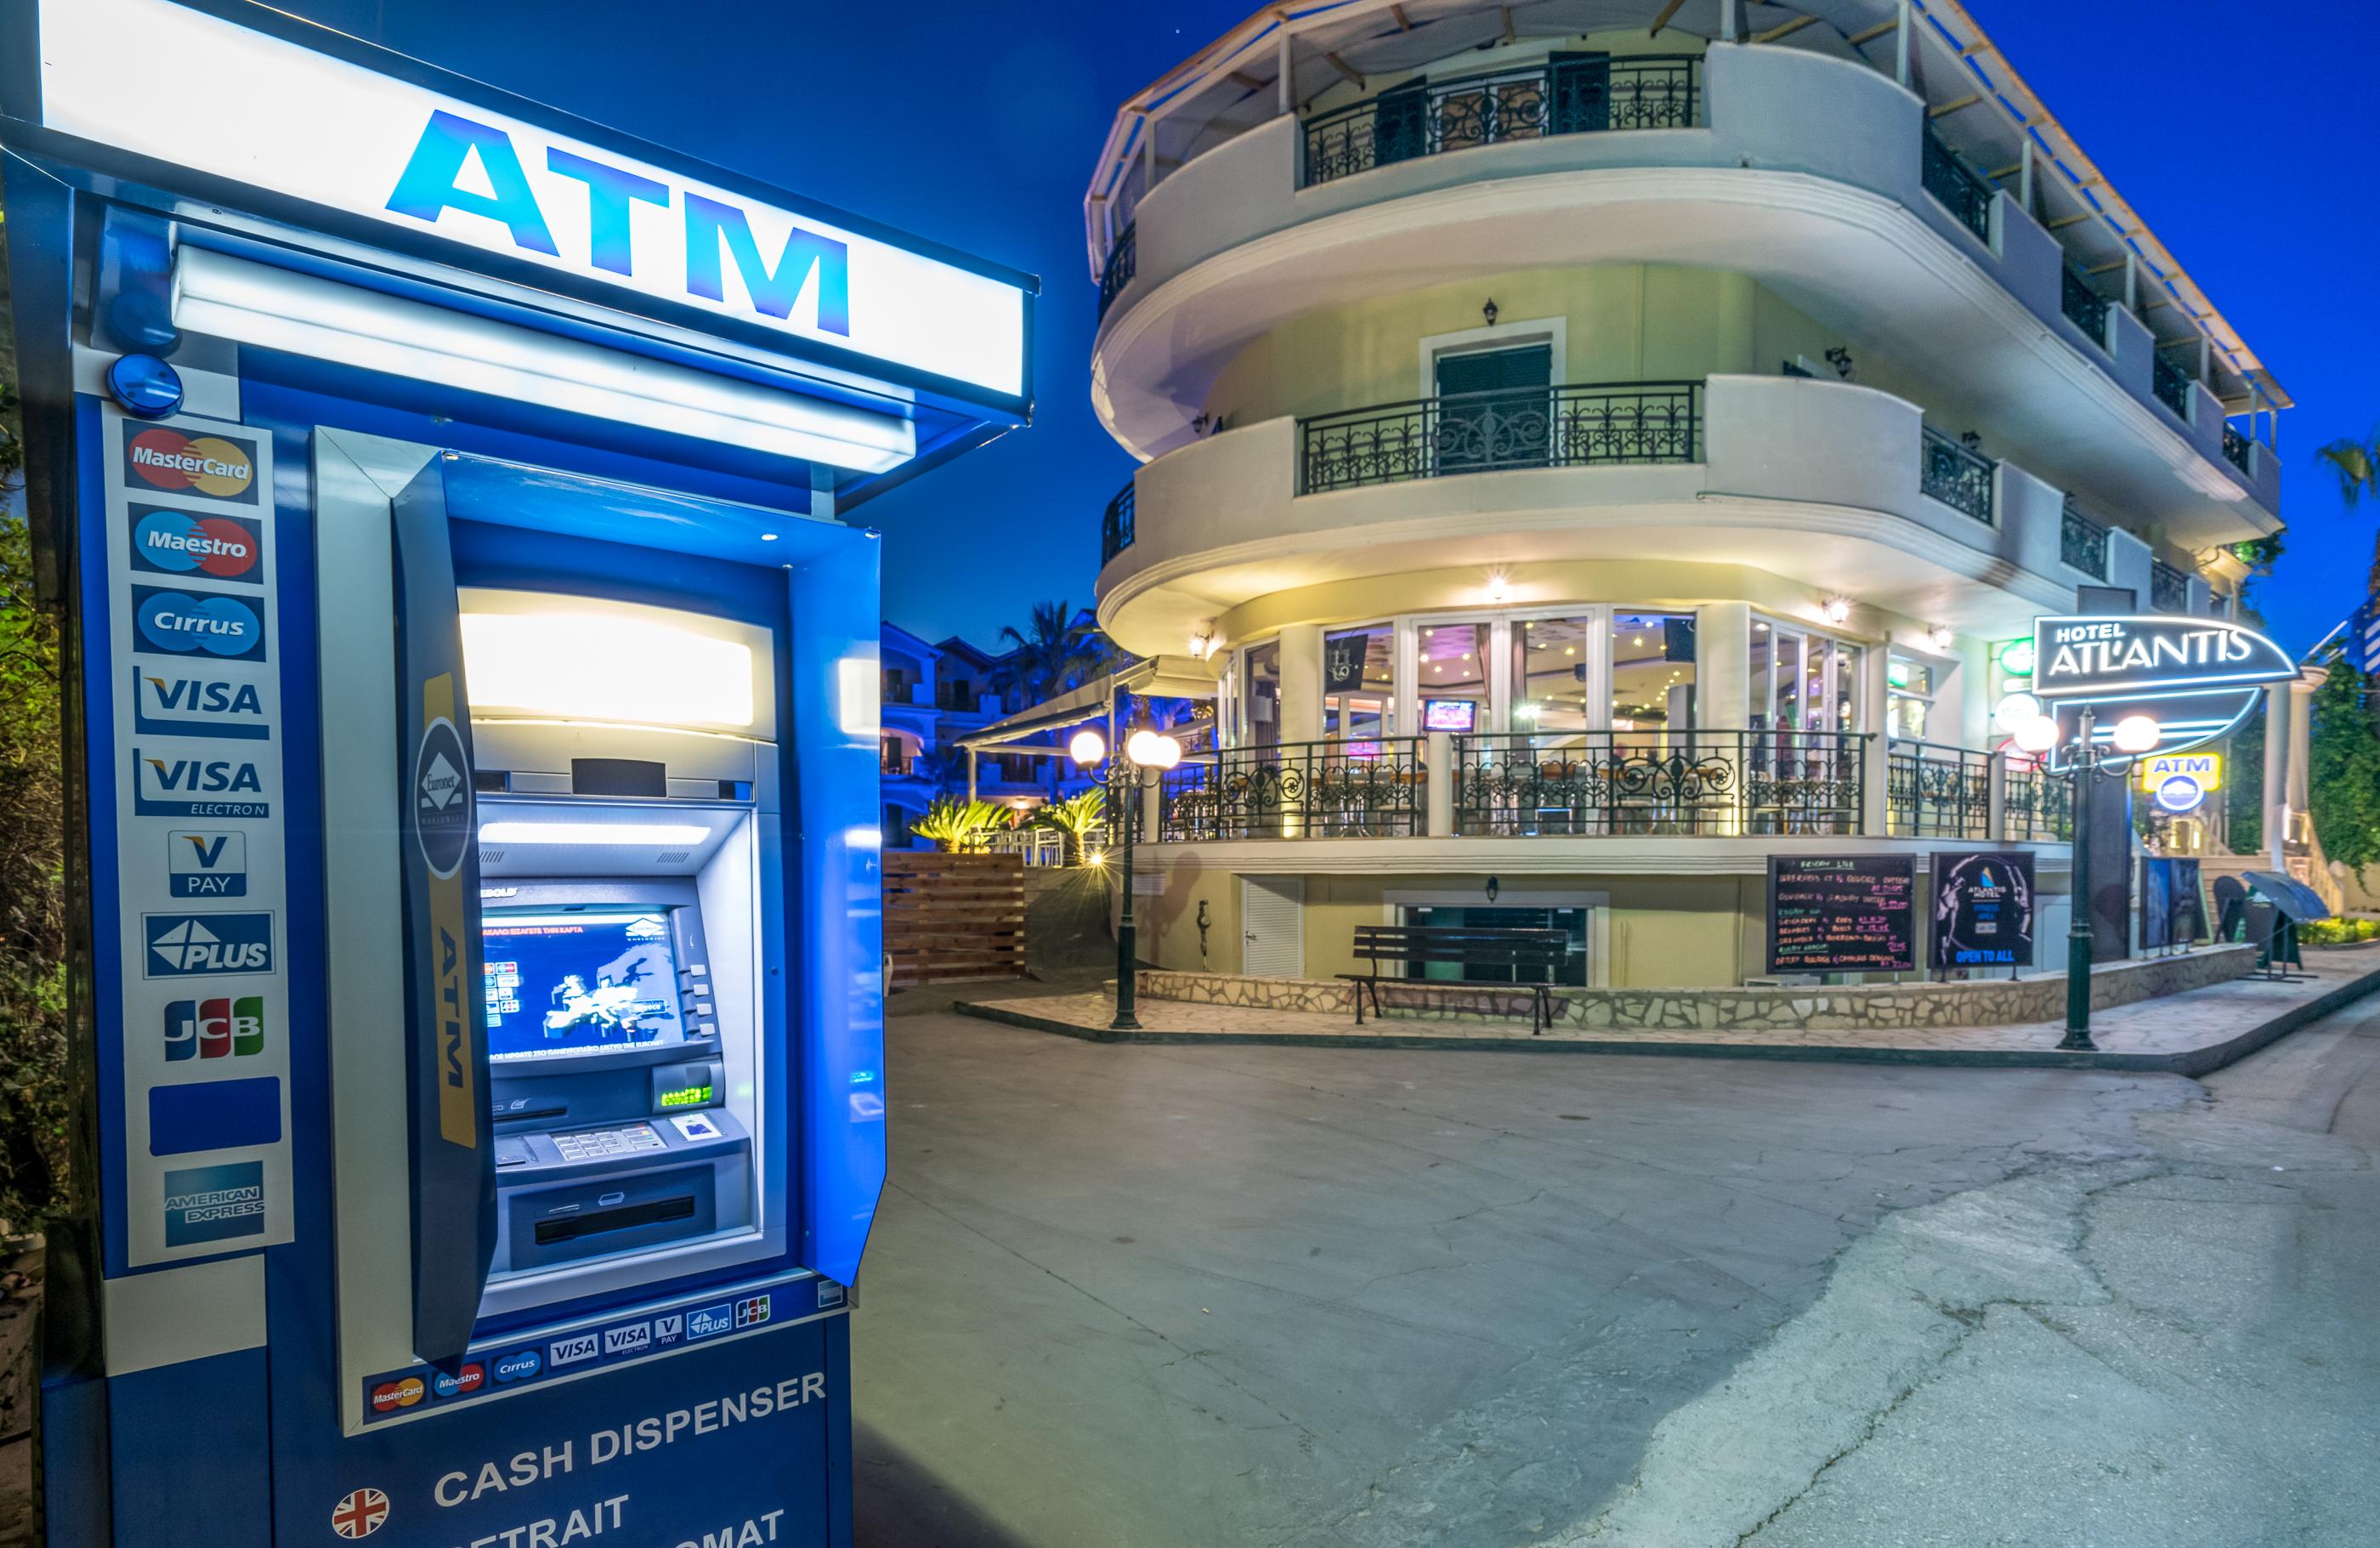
[{"left": 483, "top": 910, "right": 686, "bottom": 1062}]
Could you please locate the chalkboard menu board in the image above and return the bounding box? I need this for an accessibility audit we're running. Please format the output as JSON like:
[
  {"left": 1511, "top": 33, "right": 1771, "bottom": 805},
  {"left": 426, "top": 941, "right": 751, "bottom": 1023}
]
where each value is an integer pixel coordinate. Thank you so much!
[
  {"left": 1930, "top": 852, "right": 2036, "bottom": 970},
  {"left": 1768, "top": 855, "right": 1917, "bottom": 974}
]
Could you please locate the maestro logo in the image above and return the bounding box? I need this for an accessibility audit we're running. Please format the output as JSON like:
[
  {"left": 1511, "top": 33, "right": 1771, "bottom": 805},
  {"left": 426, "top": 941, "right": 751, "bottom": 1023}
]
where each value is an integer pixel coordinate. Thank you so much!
[
  {"left": 133, "top": 669, "right": 269, "bottom": 740},
  {"left": 133, "top": 585, "right": 266, "bottom": 661},
  {"left": 412, "top": 717, "right": 472, "bottom": 880},
  {"left": 128, "top": 506, "right": 264, "bottom": 583},
  {"left": 144, "top": 912, "right": 275, "bottom": 978},
  {"left": 123, "top": 426, "right": 259, "bottom": 502},
  {"left": 164, "top": 995, "right": 266, "bottom": 1061}
]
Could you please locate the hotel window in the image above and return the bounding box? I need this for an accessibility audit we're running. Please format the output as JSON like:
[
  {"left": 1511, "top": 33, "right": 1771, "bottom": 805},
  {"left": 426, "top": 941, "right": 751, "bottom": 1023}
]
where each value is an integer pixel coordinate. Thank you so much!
[
  {"left": 1416, "top": 621, "right": 1493, "bottom": 735},
  {"left": 1610, "top": 610, "right": 1697, "bottom": 745},
  {"left": 1241, "top": 638, "right": 1282, "bottom": 747},
  {"left": 1750, "top": 618, "right": 1863, "bottom": 745},
  {"left": 1886, "top": 656, "right": 1935, "bottom": 741},
  {"left": 1510, "top": 615, "right": 1595, "bottom": 740},
  {"left": 1322, "top": 623, "right": 1396, "bottom": 743}
]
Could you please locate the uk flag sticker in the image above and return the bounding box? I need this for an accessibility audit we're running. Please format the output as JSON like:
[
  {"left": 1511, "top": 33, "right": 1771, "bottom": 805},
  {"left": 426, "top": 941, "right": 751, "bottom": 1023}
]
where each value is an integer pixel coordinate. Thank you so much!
[{"left": 331, "top": 1487, "right": 389, "bottom": 1539}]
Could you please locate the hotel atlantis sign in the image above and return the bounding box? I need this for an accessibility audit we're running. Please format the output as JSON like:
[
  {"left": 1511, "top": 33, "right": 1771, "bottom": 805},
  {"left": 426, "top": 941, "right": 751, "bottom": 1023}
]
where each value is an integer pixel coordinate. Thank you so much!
[{"left": 2030, "top": 615, "right": 2295, "bottom": 771}]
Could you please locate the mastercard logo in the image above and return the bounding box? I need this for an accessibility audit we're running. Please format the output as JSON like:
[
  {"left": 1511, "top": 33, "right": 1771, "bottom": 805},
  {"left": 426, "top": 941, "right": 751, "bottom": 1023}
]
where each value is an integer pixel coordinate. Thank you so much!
[
  {"left": 368, "top": 1375, "right": 427, "bottom": 1414},
  {"left": 127, "top": 428, "right": 257, "bottom": 502}
]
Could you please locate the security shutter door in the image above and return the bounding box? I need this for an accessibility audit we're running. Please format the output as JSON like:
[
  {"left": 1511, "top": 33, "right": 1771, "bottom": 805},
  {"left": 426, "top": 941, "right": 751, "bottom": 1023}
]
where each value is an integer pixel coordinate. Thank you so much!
[
  {"left": 1436, "top": 344, "right": 1552, "bottom": 473},
  {"left": 1240, "top": 876, "right": 1306, "bottom": 978}
]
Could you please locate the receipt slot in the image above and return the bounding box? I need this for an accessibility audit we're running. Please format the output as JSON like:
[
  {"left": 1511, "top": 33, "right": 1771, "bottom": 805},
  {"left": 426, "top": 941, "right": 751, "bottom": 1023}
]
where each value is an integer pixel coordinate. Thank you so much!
[{"left": 3, "top": 3, "right": 1034, "bottom": 1545}]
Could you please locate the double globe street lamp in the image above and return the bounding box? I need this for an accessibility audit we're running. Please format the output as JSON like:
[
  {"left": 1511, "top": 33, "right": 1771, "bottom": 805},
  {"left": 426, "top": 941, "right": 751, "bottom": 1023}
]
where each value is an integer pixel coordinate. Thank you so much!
[
  {"left": 1995, "top": 694, "right": 2161, "bottom": 1052},
  {"left": 1068, "top": 726, "right": 1182, "bottom": 1030}
]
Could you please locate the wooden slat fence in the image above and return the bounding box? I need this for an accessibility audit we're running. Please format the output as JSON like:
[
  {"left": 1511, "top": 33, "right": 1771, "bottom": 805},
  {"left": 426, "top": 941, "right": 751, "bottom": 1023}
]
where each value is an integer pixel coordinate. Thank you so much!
[{"left": 883, "top": 851, "right": 1027, "bottom": 988}]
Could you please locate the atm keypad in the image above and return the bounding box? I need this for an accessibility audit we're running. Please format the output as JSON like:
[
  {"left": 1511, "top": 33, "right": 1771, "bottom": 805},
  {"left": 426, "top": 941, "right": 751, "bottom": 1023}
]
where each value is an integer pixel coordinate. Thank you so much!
[{"left": 552, "top": 1123, "right": 667, "bottom": 1163}]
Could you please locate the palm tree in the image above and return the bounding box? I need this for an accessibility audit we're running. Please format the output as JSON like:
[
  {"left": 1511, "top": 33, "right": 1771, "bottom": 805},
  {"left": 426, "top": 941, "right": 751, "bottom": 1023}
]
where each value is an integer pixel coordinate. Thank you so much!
[
  {"left": 2315, "top": 428, "right": 2380, "bottom": 593},
  {"left": 994, "top": 601, "right": 1110, "bottom": 797}
]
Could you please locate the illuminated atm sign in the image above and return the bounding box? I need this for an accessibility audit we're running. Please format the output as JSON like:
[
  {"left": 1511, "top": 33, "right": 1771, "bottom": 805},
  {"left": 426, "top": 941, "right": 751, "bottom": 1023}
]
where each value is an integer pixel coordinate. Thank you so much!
[
  {"left": 2030, "top": 614, "right": 2296, "bottom": 772},
  {"left": 27, "top": 0, "right": 1028, "bottom": 399}
]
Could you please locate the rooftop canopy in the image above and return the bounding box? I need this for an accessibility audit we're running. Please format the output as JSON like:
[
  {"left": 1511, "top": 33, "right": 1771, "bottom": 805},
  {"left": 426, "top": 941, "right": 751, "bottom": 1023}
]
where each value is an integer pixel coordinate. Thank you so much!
[{"left": 1084, "top": 0, "right": 2286, "bottom": 411}]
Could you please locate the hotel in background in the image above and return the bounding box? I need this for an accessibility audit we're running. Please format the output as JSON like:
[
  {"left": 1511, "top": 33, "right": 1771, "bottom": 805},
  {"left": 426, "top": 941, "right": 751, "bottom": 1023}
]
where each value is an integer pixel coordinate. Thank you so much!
[{"left": 1080, "top": 0, "right": 2298, "bottom": 987}]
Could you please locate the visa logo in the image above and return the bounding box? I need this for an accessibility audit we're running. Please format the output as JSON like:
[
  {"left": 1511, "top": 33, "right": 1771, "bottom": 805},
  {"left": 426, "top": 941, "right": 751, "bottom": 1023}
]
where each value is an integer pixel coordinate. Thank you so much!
[
  {"left": 602, "top": 1323, "right": 651, "bottom": 1357},
  {"left": 134, "top": 748, "right": 269, "bottom": 819},
  {"left": 168, "top": 831, "right": 247, "bottom": 898},
  {"left": 133, "top": 671, "right": 269, "bottom": 740},
  {"left": 164, "top": 996, "right": 265, "bottom": 1060},
  {"left": 144, "top": 913, "right": 274, "bottom": 978},
  {"left": 548, "top": 1332, "right": 601, "bottom": 1368}
]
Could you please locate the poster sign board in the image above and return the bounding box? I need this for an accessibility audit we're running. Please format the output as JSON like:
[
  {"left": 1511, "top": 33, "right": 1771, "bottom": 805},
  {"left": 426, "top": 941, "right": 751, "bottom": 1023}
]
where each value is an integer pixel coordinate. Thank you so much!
[
  {"left": 1930, "top": 852, "right": 2035, "bottom": 970},
  {"left": 1767, "top": 855, "right": 1916, "bottom": 974}
]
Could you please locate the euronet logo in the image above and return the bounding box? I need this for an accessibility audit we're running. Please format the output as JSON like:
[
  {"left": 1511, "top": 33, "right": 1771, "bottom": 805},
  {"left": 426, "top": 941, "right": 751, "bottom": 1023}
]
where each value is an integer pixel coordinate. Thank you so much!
[{"left": 124, "top": 427, "right": 259, "bottom": 502}]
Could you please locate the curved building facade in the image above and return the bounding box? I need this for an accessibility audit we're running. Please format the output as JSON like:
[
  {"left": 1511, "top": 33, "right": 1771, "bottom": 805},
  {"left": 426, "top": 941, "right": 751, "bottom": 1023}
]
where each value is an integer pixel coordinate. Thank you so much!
[{"left": 1085, "top": 0, "right": 2286, "bottom": 989}]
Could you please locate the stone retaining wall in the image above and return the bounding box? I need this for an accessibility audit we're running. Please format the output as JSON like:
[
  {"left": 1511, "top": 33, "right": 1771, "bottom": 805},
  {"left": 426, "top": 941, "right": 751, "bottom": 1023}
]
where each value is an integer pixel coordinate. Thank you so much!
[{"left": 1135, "top": 946, "right": 2256, "bottom": 1032}]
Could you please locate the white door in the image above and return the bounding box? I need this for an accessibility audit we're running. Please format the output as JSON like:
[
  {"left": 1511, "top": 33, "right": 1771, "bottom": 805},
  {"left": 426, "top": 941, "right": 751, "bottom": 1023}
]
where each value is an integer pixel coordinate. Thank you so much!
[{"left": 1240, "top": 876, "right": 1306, "bottom": 978}]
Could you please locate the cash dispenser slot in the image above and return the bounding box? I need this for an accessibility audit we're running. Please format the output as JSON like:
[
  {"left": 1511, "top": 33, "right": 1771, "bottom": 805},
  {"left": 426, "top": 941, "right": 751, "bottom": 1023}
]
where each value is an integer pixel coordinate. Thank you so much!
[{"left": 531, "top": 1193, "right": 699, "bottom": 1247}]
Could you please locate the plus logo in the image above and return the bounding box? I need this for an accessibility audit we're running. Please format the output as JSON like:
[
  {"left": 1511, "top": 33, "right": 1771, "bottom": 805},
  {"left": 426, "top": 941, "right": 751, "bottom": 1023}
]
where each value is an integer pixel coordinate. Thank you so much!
[{"left": 165, "top": 996, "right": 265, "bottom": 1061}]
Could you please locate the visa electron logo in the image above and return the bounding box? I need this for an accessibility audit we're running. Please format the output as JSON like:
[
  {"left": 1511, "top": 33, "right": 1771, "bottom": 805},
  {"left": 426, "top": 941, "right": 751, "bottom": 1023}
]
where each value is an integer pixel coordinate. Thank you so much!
[
  {"left": 133, "top": 586, "right": 266, "bottom": 661},
  {"left": 135, "top": 748, "right": 269, "bottom": 819},
  {"left": 386, "top": 111, "right": 850, "bottom": 334},
  {"left": 134, "top": 670, "right": 269, "bottom": 740},
  {"left": 144, "top": 913, "right": 275, "bottom": 978},
  {"left": 168, "top": 831, "right": 248, "bottom": 899},
  {"left": 129, "top": 507, "right": 264, "bottom": 583},
  {"left": 164, "top": 995, "right": 266, "bottom": 1061},
  {"left": 124, "top": 427, "right": 258, "bottom": 502}
]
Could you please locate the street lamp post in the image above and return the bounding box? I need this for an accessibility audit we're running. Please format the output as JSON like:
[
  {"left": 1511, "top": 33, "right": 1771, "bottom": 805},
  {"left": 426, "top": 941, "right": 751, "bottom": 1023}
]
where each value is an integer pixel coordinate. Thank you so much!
[
  {"left": 1072, "top": 727, "right": 1179, "bottom": 1031},
  {"left": 2014, "top": 704, "right": 2159, "bottom": 1052}
]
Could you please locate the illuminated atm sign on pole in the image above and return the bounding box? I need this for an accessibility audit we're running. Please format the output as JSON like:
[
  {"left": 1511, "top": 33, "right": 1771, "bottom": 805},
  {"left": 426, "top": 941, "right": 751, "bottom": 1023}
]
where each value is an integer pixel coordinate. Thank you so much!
[{"left": 2029, "top": 615, "right": 2297, "bottom": 772}]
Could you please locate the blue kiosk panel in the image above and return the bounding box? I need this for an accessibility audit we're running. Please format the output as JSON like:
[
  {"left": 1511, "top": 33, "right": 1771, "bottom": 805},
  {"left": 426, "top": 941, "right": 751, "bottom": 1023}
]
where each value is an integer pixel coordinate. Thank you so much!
[{"left": 0, "top": 1, "right": 1031, "bottom": 1543}]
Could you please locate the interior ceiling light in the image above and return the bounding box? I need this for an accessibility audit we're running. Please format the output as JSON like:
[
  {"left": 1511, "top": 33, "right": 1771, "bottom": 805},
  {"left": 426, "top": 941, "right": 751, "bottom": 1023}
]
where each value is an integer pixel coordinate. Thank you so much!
[
  {"left": 173, "top": 247, "right": 916, "bottom": 473},
  {"left": 480, "top": 820, "right": 711, "bottom": 845}
]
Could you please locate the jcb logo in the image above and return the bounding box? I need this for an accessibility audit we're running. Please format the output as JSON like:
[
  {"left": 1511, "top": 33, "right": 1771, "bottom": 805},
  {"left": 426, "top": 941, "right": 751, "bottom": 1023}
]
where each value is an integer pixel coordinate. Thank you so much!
[{"left": 165, "top": 996, "right": 265, "bottom": 1061}]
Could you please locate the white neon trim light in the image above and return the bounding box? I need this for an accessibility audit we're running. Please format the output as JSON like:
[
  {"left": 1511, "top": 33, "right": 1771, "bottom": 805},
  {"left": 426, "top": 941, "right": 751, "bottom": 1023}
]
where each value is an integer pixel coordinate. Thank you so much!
[
  {"left": 479, "top": 821, "right": 711, "bottom": 846},
  {"left": 173, "top": 248, "right": 916, "bottom": 473},
  {"left": 461, "top": 610, "right": 755, "bottom": 729}
]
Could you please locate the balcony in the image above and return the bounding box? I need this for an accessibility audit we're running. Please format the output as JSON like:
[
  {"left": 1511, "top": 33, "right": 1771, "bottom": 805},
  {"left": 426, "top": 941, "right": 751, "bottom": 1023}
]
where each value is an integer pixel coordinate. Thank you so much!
[
  {"left": 2222, "top": 422, "right": 2253, "bottom": 473},
  {"left": 2151, "top": 353, "right": 2193, "bottom": 419},
  {"left": 2060, "top": 500, "right": 2110, "bottom": 578},
  {"left": 1298, "top": 381, "right": 1701, "bottom": 495},
  {"left": 2150, "top": 559, "right": 2191, "bottom": 613},
  {"left": 1300, "top": 55, "right": 1700, "bottom": 187},
  {"left": 1129, "top": 733, "right": 2071, "bottom": 852},
  {"left": 1089, "top": 41, "right": 2280, "bottom": 540},
  {"left": 1919, "top": 427, "right": 1995, "bottom": 525},
  {"left": 1100, "top": 477, "right": 1136, "bottom": 566},
  {"left": 1096, "top": 221, "right": 1136, "bottom": 321}
]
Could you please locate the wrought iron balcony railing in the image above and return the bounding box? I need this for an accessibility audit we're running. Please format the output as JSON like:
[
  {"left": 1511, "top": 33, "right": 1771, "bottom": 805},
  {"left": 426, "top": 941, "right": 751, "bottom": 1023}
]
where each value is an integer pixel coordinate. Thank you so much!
[
  {"left": 2150, "top": 559, "right": 2190, "bottom": 613},
  {"left": 2004, "top": 767, "right": 2072, "bottom": 842},
  {"left": 2221, "top": 422, "right": 2253, "bottom": 473},
  {"left": 1096, "top": 222, "right": 1136, "bottom": 321},
  {"left": 1920, "top": 128, "right": 1994, "bottom": 241},
  {"left": 2151, "top": 352, "right": 2192, "bottom": 417},
  {"left": 1885, "top": 740, "right": 1991, "bottom": 840},
  {"left": 2060, "top": 500, "right": 2110, "bottom": 578},
  {"left": 2060, "top": 265, "right": 2111, "bottom": 345},
  {"left": 1154, "top": 738, "right": 1427, "bottom": 841},
  {"left": 1299, "top": 380, "right": 1700, "bottom": 494},
  {"left": 1301, "top": 54, "right": 1701, "bottom": 187},
  {"left": 1920, "top": 426, "right": 1994, "bottom": 524},
  {"left": 1451, "top": 730, "right": 1868, "bottom": 837},
  {"left": 1099, "top": 478, "right": 1136, "bottom": 567}
]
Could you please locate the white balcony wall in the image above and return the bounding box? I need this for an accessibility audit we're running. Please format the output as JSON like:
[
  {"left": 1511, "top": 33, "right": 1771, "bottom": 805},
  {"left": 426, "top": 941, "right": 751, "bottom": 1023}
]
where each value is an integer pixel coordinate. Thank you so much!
[{"left": 2105, "top": 526, "right": 2155, "bottom": 606}]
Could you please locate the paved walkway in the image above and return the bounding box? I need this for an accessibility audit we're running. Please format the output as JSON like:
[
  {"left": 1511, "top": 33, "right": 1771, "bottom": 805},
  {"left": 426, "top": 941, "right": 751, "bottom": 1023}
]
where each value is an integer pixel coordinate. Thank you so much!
[{"left": 954, "top": 948, "right": 2380, "bottom": 1075}]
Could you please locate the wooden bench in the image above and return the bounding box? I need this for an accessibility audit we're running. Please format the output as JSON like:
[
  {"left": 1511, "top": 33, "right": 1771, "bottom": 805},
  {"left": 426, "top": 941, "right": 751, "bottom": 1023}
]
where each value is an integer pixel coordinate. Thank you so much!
[{"left": 1338, "top": 924, "right": 1572, "bottom": 1034}]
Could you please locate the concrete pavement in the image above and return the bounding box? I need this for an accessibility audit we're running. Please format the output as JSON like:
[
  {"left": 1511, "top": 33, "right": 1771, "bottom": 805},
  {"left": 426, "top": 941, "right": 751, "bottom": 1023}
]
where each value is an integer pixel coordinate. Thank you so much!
[{"left": 847, "top": 998, "right": 2380, "bottom": 1545}]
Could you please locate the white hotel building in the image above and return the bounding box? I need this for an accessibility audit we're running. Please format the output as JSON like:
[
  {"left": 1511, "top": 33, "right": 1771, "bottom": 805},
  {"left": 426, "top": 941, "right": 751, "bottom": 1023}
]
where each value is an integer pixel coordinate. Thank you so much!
[{"left": 1084, "top": 0, "right": 2288, "bottom": 987}]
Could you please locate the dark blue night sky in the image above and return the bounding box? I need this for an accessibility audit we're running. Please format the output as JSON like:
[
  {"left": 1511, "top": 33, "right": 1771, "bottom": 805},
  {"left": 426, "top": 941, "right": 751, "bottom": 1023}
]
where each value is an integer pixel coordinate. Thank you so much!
[{"left": 277, "top": 1, "right": 2374, "bottom": 655}]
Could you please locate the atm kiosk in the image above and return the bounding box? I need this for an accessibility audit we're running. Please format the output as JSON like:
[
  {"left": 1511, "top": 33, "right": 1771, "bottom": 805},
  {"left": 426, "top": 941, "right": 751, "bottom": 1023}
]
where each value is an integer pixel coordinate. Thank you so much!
[{"left": 1, "top": 2, "right": 1034, "bottom": 1544}]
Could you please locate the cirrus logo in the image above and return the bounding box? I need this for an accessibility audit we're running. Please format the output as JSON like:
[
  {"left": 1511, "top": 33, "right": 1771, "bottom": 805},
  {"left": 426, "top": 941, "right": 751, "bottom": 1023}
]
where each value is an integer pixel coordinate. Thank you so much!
[
  {"left": 124, "top": 427, "right": 258, "bottom": 502},
  {"left": 134, "top": 586, "right": 266, "bottom": 661},
  {"left": 130, "top": 507, "right": 264, "bottom": 583}
]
